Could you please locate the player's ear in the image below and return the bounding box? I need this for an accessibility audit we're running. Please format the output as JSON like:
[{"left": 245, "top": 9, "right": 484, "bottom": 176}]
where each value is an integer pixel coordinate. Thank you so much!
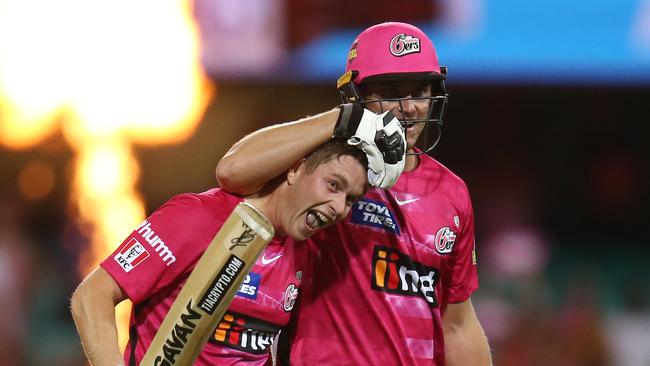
[{"left": 286, "top": 158, "right": 306, "bottom": 185}]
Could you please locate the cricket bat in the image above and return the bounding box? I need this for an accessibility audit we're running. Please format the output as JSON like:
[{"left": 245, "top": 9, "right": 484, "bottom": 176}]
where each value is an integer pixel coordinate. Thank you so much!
[{"left": 140, "top": 201, "right": 274, "bottom": 366}]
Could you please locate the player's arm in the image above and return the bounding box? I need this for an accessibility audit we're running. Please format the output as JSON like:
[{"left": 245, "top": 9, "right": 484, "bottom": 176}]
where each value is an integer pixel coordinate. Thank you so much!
[
  {"left": 70, "top": 267, "right": 128, "bottom": 366},
  {"left": 216, "top": 108, "right": 339, "bottom": 195},
  {"left": 217, "top": 104, "right": 406, "bottom": 193},
  {"left": 442, "top": 298, "right": 492, "bottom": 366}
]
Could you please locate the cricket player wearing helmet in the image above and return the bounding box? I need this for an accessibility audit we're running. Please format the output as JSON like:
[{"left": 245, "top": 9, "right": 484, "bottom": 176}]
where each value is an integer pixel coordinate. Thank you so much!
[{"left": 217, "top": 22, "right": 491, "bottom": 365}]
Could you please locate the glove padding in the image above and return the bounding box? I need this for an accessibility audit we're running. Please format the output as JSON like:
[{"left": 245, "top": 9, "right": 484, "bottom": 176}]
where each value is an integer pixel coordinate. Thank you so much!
[{"left": 334, "top": 104, "right": 406, "bottom": 189}]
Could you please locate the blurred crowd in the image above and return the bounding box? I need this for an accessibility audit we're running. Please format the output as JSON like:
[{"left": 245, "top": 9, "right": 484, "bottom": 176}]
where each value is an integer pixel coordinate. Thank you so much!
[
  {"left": 474, "top": 225, "right": 650, "bottom": 366},
  {"left": 0, "top": 194, "right": 85, "bottom": 365}
]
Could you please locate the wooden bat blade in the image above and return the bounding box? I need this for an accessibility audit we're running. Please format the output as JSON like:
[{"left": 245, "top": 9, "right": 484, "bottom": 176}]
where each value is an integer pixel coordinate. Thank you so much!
[{"left": 140, "top": 202, "right": 274, "bottom": 365}]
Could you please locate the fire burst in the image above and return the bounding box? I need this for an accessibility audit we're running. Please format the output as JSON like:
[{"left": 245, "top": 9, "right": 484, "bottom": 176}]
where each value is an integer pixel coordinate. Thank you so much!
[{"left": 0, "top": 0, "right": 212, "bottom": 352}]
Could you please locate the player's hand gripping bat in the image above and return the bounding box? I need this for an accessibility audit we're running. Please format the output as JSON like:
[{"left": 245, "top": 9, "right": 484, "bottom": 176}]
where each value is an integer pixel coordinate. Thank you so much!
[{"left": 140, "top": 202, "right": 274, "bottom": 365}]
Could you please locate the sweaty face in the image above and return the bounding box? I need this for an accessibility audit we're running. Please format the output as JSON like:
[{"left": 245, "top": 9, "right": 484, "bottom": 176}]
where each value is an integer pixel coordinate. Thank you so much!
[
  {"left": 283, "top": 155, "right": 367, "bottom": 241},
  {"left": 361, "top": 81, "right": 433, "bottom": 151}
]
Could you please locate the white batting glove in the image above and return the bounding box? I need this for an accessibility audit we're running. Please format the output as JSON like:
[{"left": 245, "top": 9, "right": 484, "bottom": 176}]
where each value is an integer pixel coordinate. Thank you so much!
[{"left": 334, "top": 104, "right": 406, "bottom": 188}]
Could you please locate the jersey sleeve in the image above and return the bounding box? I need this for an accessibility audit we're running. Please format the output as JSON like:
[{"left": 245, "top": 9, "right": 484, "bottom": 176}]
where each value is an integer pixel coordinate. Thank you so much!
[
  {"left": 100, "top": 194, "right": 212, "bottom": 304},
  {"left": 446, "top": 185, "right": 479, "bottom": 303}
]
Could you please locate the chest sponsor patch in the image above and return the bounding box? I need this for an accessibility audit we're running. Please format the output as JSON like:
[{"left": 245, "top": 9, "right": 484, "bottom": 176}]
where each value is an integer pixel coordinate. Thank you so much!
[
  {"left": 114, "top": 238, "right": 150, "bottom": 272},
  {"left": 236, "top": 271, "right": 261, "bottom": 299},
  {"left": 209, "top": 311, "right": 281, "bottom": 355},
  {"left": 351, "top": 198, "right": 400, "bottom": 234},
  {"left": 371, "top": 246, "right": 440, "bottom": 307}
]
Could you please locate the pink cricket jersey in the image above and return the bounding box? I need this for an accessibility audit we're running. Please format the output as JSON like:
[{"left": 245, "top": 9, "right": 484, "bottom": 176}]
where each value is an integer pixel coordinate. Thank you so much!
[
  {"left": 281, "top": 154, "right": 479, "bottom": 365},
  {"left": 100, "top": 188, "right": 310, "bottom": 366}
]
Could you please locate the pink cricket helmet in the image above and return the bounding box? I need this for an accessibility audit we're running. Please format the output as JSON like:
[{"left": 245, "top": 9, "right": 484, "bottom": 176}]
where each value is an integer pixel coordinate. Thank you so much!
[
  {"left": 337, "top": 22, "right": 448, "bottom": 154},
  {"left": 341, "top": 22, "right": 445, "bottom": 86}
]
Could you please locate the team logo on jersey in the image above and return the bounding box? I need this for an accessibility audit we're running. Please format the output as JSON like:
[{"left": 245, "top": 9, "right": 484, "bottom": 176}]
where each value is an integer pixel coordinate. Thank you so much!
[
  {"left": 236, "top": 272, "right": 261, "bottom": 299},
  {"left": 283, "top": 284, "right": 299, "bottom": 312},
  {"left": 434, "top": 226, "right": 457, "bottom": 254},
  {"left": 210, "top": 311, "right": 281, "bottom": 354},
  {"left": 390, "top": 33, "right": 420, "bottom": 57},
  {"left": 351, "top": 198, "right": 400, "bottom": 235},
  {"left": 114, "top": 238, "right": 149, "bottom": 272},
  {"left": 371, "top": 246, "right": 439, "bottom": 307}
]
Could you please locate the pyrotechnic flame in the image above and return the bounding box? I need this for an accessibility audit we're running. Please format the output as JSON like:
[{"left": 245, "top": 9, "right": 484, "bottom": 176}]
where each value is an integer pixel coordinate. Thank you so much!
[{"left": 0, "top": 0, "right": 212, "bottom": 354}]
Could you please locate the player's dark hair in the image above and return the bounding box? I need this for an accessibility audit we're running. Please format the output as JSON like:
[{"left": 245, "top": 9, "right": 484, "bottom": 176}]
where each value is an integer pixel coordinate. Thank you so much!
[{"left": 303, "top": 140, "right": 369, "bottom": 177}]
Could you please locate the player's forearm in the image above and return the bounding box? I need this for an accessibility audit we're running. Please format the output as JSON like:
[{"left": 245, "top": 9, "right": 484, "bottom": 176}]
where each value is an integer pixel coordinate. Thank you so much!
[
  {"left": 71, "top": 268, "right": 128, "bottom": 366},
  {"left": 443, "top": 299, "right": 492, "bottom": 366},
  {"left": 217, "top": 108, "right": 339, "bottom": 195},
  {"left": 71, "top": 289, "right": 125, "bottom": 366},
  {"left": 443, "top": 324, "right": 492, "bottom": 366}
]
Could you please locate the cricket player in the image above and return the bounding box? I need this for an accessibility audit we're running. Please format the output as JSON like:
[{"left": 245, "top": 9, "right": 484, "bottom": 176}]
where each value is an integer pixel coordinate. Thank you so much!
[
  {"left": 71, "top": 107, "right": 407, "bottom": 366},
  {"left": 216, "top": 22, "right": 492, "bottom": 365}
]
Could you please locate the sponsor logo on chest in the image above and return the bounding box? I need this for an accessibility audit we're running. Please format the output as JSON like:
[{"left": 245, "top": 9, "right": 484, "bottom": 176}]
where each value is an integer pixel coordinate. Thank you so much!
[
  {"left": 351, "top": 198, "right": 400, "bottom": 234},
  {"left": 209, "top": 311, "right": 281, "bottom": 354},
  {"left": 371, "top": 246, "right": 439, "bottom": 307},
  {"left": 236, "top": 272, "right": 261, "bottom": 299}
]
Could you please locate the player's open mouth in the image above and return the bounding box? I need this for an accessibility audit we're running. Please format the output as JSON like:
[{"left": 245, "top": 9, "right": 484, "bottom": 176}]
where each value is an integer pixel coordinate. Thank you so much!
[{"left": 306, "top": 210, "right": 332, "bottom": 230}]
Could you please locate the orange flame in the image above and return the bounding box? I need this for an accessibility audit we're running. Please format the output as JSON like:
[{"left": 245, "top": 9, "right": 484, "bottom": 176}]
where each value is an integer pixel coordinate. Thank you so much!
[{"left": 0, "top": 0, "right": 212, "bottom": 355}]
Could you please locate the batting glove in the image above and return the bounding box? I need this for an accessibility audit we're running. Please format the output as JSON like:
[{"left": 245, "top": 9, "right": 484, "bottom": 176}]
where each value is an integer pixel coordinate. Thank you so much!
[{"left": 334, "top": 104, "right": 406, "bottom": 189}]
